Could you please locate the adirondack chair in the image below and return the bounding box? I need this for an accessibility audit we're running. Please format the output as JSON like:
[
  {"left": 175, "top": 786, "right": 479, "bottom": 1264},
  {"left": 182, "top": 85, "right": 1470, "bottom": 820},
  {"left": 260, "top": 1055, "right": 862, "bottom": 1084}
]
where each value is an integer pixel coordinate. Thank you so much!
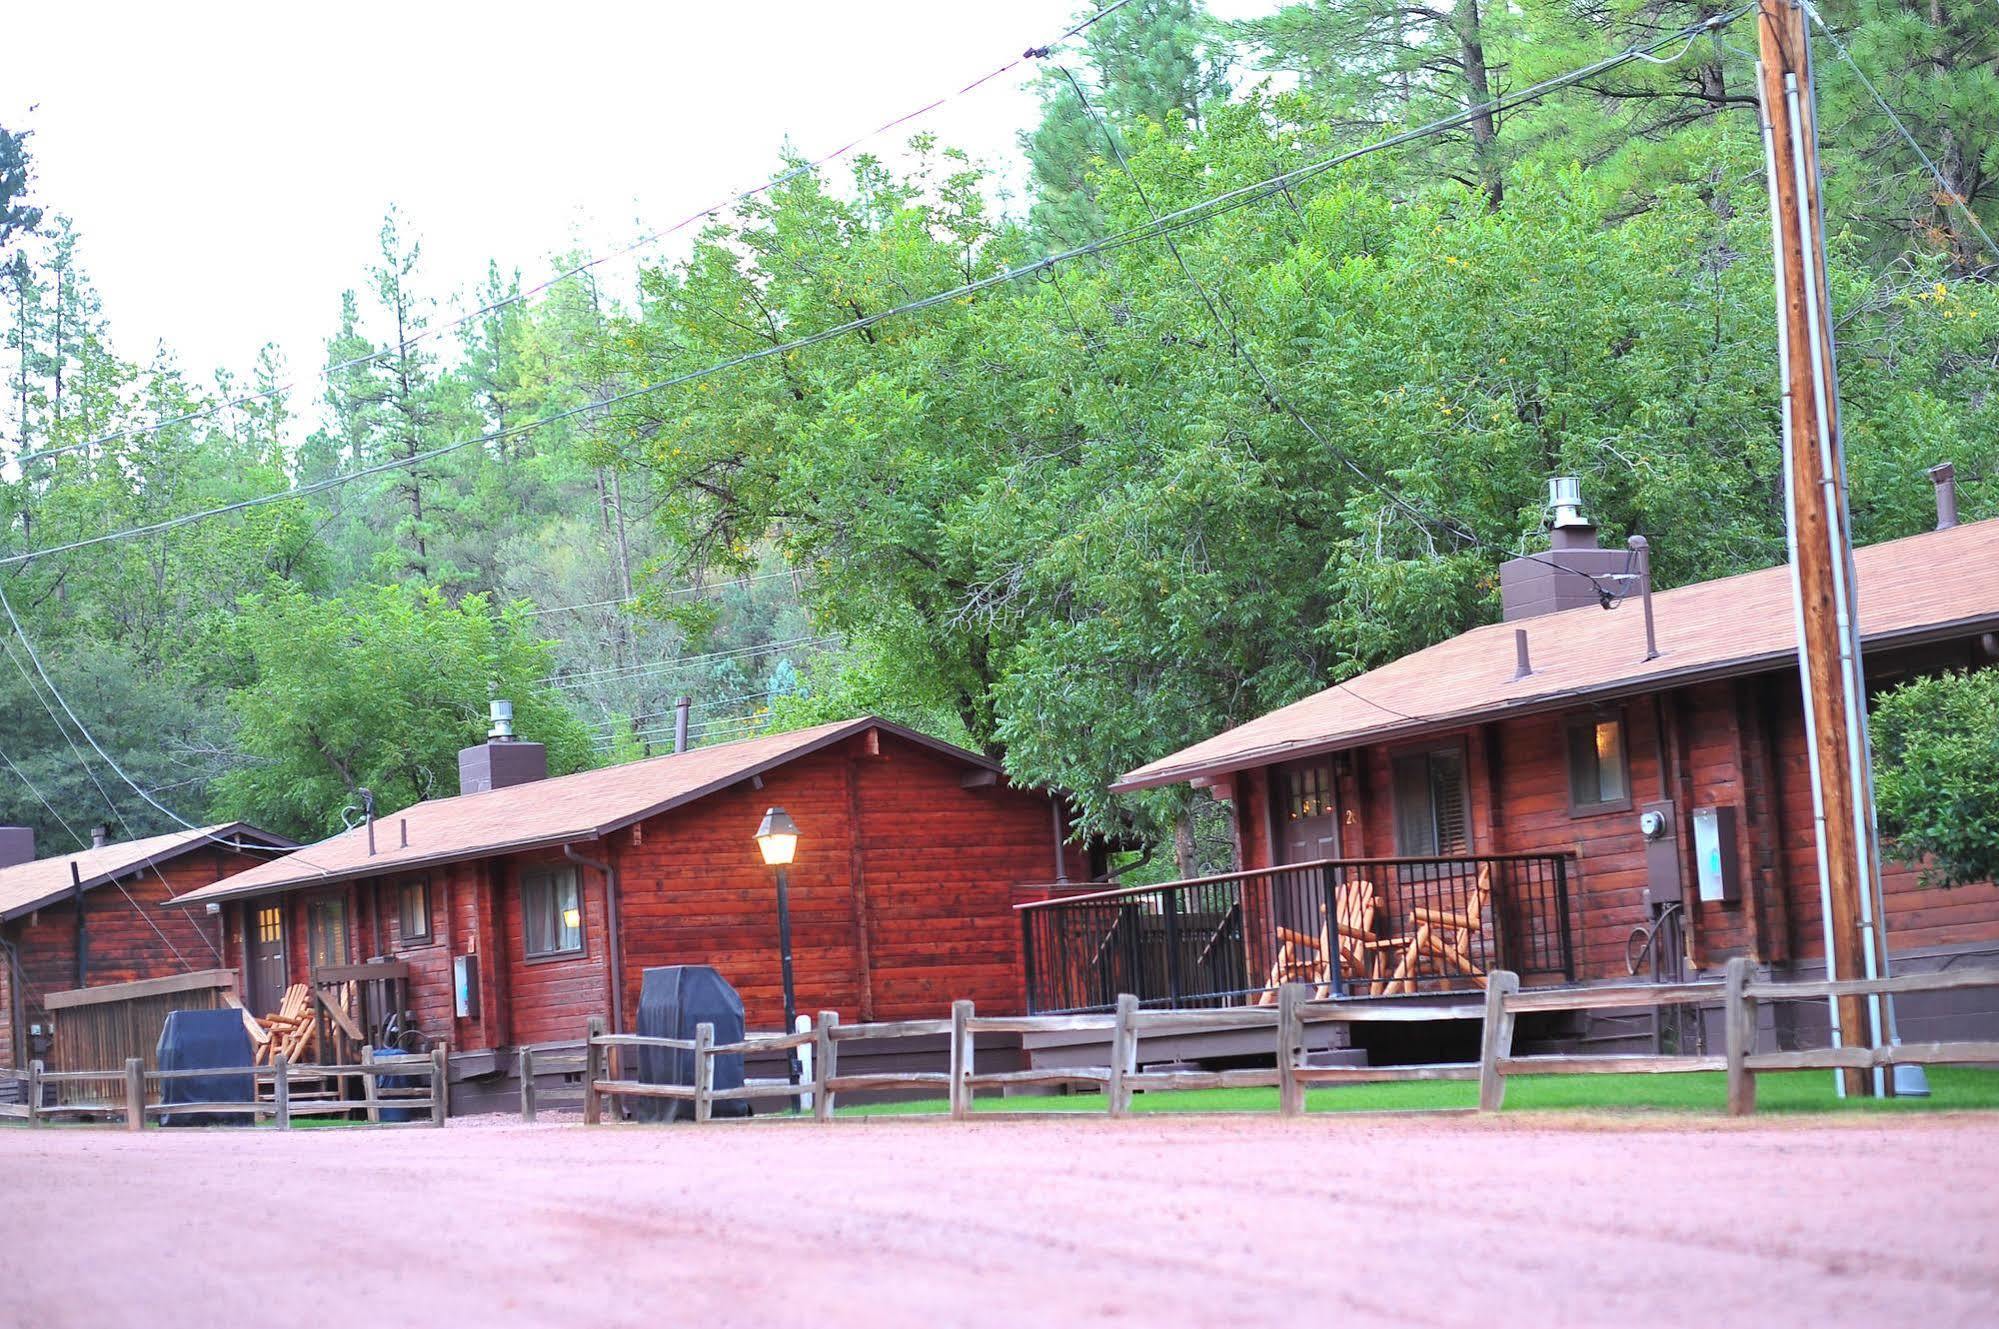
[
  {"left": 1257, "top": 879, "right": 1379, "bottom": 1001},
  {"left": 1370, "top": 864, "right": 1493, "bottom": 995}
]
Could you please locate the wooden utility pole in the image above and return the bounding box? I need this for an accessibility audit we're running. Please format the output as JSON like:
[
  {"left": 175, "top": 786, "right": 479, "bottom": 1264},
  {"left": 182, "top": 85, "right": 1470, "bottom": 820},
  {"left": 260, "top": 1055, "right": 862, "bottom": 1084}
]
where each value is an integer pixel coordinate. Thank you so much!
[{"left": 1754, "top": 0, "right": 1888, "bottom": 1095}]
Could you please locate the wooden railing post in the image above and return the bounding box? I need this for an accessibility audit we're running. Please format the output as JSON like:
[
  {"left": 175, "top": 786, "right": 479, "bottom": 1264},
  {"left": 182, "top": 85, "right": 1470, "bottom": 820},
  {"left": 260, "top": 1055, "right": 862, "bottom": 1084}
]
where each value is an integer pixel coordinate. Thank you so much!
[
  {"left": 430, "top": 1044, "right": 448, "bottom": 1126},
  {"left": 123, "top": 1057, "right": 144, "bottom": 1132},
  {"left": 583, "top": 1016, "right": 606, "bottom": 1126},
  {"left": 519, "top": 1047, "right": 537, "bottom": 1124},
  {"left": 26, "top": 1060, "right": 41, "bottom": 1127},
  {"left": 1277, "top": 983, "right": 1304, "bottom": 1117},
  {"left": 950, "top": 1000, "right": 974, "bottom": 1120},
  {"left": 693, "top": 1022, "right": 714, "bottom": 1124},
  {"left": 1726, "top": 956, "right": 1757, "bottom": 1116},
  {"left": 1107, "top": 994, "right": 1138, "bottom": 1117},
  {"left": 273, "top": 1053, "right": 291, "bottom": 1130},
  {"left": 361, "top": 1046, "right": 381, "bottom": 1125},
  {"left": 814, "top": 1011, "right": 838, "bottom": 1123},
  {"left": 1478, "top": 971, "right": 1520, "bottom": 1112}
]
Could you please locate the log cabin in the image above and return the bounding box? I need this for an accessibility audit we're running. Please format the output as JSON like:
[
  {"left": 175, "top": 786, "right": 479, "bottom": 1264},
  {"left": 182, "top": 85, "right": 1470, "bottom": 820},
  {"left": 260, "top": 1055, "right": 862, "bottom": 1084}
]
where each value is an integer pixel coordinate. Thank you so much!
[
  {"left": 1068, "top": 481, "right": 1999, "bottom": 1055},
  {"left": 170, "top": 716, "right": 1090, "bottom": 1098},
  {"left": 0, "top": 823, "right": 296, "bottom": 1069}
]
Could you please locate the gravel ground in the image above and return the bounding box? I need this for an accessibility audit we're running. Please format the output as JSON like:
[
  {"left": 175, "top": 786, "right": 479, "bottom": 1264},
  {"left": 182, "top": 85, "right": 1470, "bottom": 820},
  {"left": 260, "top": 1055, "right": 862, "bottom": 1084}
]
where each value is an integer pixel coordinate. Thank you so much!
[{"left": 3, "top": 1112, "right": 1994, "bottom": 1328}]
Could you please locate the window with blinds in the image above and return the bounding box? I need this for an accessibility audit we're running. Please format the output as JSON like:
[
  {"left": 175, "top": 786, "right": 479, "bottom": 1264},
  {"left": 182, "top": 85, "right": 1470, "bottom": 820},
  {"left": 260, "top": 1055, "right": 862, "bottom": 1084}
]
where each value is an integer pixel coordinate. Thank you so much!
[{"left": 1391, "top": 745, "right": 1470, "bottom": 857}]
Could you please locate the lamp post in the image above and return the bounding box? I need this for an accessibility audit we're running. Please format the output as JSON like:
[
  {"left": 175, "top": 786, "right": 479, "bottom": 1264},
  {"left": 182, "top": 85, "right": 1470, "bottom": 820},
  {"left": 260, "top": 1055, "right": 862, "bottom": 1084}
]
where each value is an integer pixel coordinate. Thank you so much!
[{"left": 754, "top": 807, "right": 801, "bottom": 1086}]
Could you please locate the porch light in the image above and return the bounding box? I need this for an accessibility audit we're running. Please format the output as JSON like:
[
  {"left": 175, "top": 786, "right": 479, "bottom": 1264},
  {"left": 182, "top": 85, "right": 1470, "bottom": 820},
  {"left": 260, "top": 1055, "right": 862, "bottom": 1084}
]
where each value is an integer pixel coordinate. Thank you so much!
[{"left": 755, "top": 806, "right": 800, "bottom": 866}]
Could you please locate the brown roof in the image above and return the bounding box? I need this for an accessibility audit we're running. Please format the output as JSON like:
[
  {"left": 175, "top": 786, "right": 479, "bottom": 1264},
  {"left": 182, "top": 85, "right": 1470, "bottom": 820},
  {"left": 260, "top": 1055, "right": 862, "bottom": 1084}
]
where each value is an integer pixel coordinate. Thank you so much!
[
  {"left": 1115, "top": 517, "right": 1999, "bottom": 792},
  {"left": 0, "top": 823, "right": 294, "bottom": 923},
  {"left": 174, "top": 717, "right": 1000, "bottom": 906}
]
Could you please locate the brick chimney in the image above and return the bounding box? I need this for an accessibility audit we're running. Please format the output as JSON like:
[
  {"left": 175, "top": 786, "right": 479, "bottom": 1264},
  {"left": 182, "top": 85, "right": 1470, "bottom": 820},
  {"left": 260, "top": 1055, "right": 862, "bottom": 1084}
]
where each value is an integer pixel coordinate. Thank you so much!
[
  {"left": 457, "top": 699, "right": 548, "bottom": 795},
  {"left": 0, "top": 826, "right": 33, "bottom": 869},
  {"left": 1499, "top": 477, "right": 1631, "bottom": 621}
]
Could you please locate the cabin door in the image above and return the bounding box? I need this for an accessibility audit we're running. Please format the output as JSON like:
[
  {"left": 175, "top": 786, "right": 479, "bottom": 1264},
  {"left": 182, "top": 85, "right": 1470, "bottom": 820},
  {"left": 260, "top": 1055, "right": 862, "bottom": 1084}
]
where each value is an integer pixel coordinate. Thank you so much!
[
  {"left": 249, "top": 904, "right": 287, "bottom": 1012},
  {"left": 1273, "top": 760, "right": 1340, "bottom": 864}
]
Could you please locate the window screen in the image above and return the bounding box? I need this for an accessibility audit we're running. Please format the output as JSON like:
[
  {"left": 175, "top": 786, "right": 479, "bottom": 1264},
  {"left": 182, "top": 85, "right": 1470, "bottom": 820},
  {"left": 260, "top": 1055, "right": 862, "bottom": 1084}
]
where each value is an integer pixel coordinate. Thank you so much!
[{"left": 522, "top": 869, "right": 583, "bottom": 959}]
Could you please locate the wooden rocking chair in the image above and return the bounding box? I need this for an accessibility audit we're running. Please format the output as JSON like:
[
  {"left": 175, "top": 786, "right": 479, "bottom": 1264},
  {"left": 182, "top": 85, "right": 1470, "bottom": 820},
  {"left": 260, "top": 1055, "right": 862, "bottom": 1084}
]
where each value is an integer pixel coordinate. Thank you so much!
[
  {"left": 1257, "top": 879, "right": 1379, "bottom": 1001},
  {"left": 1370, "top": 864, "right": 1493, "bottom": 995}
]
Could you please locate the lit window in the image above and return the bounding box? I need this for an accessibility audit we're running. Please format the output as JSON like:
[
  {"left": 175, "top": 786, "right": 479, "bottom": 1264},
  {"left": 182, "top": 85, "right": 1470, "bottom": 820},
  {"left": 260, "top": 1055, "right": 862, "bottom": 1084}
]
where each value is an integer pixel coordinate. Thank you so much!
[
  {"left": 1567, "top": 714, "right": 1631, "bottom": 812},
  {"left": 398, "top": 878, "right": 432, "bottom": 944},
  {"left": 522, "top": 868, "right": 583, "bottom": 959}
]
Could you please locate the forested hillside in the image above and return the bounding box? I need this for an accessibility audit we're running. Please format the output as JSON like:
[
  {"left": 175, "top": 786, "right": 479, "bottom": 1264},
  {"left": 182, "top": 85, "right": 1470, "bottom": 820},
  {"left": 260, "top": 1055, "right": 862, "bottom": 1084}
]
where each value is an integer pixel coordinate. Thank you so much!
[{"left": 2, "top": 1, "right": 1994, "bottom": 862}]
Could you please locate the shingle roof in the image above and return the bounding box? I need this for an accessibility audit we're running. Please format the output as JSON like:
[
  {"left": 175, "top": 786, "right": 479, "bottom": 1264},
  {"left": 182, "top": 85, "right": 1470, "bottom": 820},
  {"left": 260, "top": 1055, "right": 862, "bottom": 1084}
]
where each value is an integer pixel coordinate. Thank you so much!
[
  {"left": 173, "top": 717, "right": 999, "bottom": 906},
  {"left": 1114, "top": 517, "right": 1999, "bottom": 792},
  {"left": 0, "top": 823, "right": 294, "bottom": 922}
]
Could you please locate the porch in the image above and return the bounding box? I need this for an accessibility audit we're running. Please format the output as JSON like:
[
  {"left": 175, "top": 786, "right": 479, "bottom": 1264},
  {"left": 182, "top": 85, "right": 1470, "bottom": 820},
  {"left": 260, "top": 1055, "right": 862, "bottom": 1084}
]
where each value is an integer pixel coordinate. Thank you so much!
[{"left": 1017, "top": 854, "right": 1575, "bottom": 1015}]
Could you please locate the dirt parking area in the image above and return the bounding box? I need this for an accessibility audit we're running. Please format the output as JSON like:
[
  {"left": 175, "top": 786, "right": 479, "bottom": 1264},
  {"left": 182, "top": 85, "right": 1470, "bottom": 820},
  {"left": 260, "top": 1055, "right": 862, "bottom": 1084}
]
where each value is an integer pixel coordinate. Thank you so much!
[{"left": 3, "top": 1113, "right": 1995, "bottom": 1328}]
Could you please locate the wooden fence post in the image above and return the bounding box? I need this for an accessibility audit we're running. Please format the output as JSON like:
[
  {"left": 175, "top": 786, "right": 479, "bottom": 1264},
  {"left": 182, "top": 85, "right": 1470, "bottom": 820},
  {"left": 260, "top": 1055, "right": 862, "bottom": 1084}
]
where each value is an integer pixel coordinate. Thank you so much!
[
  {"left": 430, "top": 1045, "right": 448, "bottom": 1126},
  {"left": 1278, "top": 983, "right": 1304, "bottom": 1117},
  {"left": 438, "top": 1039, "right": 452, "bottom": 1118},
  {"left": 26, "top": 1060, "right": 41, "bottom": 1127},
  {"left": 273, "top": 1053, "right": 291, "bottom": 1130},
  {"left": 124, "top": 1057, "right": 144, "bottom": 1132},
  {"left": 693, "top": 1022, "right": 714, "bottom": 1124},
  {"left": 1725, "top": 956, "right": 1757, "bottom": 1117},
  {"left": 813, "top": 1011, "right": 838, "bottom": 1123},
  {"left": 361, "top": 1046, "right": 381, "bottom": 1125},
  {"left": 519, "top": 1047, "right": 537, "bottom": 1124},
  {"left": 583, "top": 1016, "right": 606, "bottom": 1126},
  {"left": 1107, "top": 994, "right": 1139, "bottom": 1118},
  {"left": 950, "top": 1000, "right": 974, "bottom": 1120},
  {"left": 1478, "top": 970, "right": 1521, "bottom": 1112}
]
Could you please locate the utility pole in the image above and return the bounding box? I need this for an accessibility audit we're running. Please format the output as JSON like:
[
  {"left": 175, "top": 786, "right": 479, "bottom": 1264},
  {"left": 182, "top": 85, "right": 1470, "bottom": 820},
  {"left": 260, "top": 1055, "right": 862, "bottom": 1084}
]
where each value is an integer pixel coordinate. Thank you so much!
[{"left": 1753, "top": 0, "right": 1890, "bottom": 1096}]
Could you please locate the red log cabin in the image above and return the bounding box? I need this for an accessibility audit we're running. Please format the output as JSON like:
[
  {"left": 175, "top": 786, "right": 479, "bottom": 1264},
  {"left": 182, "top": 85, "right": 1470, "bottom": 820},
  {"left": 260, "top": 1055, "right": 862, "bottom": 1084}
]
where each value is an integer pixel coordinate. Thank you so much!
[
  {"left": 172, "top": 716, "right": 1089, "bottom": 1095},
  {"left": 0, "top": 823, "right": 296, "bottom": 1068},
  {"left": 1055, "top": 485, "right": 1999, "bottom": 1053}
]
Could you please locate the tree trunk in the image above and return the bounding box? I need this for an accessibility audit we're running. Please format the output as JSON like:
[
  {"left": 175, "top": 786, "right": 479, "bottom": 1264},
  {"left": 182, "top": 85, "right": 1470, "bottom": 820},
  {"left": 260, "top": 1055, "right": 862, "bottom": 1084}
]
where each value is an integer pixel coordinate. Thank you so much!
[{"left": 1455, "top": 0, "right": 1503, "bottom": 210}]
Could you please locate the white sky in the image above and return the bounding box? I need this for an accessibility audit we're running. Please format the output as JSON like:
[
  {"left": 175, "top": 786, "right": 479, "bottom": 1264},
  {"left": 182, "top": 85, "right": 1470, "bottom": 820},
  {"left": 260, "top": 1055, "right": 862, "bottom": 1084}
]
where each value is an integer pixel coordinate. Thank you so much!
[{"left": 8, "top": 1, "right": 1276, "bottom": 400}]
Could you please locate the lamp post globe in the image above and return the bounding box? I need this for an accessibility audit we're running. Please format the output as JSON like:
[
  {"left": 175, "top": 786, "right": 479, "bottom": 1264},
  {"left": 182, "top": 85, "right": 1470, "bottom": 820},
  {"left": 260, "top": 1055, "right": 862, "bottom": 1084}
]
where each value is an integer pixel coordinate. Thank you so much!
[{"left": 755, "top": 808, "right": 803, "bottom": 1087}]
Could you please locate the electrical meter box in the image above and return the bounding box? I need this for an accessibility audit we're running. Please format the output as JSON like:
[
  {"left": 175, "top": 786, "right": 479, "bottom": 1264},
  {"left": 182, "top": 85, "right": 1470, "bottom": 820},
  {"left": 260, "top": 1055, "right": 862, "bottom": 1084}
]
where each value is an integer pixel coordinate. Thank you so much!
[
  {"left": 453, "top": 954, "right": 480, "bottom": 1020},
  {"left": 1691, "top": 805, "right": 1742, "bottom": 905}
]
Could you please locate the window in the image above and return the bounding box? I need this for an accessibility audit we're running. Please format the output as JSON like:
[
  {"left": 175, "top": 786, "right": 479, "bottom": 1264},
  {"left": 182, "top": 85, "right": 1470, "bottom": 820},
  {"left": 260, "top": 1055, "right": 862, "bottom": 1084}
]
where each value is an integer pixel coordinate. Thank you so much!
[
  {"left": 1391, "top": 745, "right": 1470, "bottom": 857},
  {"left": 307, "top": 897, "right": 349, "bottom": 971},
  {"left": 397, "top": 878, "right": 432, "bottom": 944},
  {"left": 1566, "top": 713, "right": 1632, "bottom": 813},
  {"left": 522, "top": 868, "right": 583, "bottom": 959},
  {"left": 254, "top": 906, "right": 283, "bottom": 946},
  {"left": 1283, "top": 764, "right": 1332, "bottom": 821}
]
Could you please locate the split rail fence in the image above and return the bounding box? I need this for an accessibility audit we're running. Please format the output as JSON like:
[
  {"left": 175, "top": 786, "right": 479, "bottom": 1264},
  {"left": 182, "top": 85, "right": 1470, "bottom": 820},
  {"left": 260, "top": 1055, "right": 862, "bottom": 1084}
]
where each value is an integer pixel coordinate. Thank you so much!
[
  {"left": 574, "top": 958, "right": 1999, "bottom": 1123},
  {"left": 0, "top": 1045, "right": 448, "bottom": 1130}
]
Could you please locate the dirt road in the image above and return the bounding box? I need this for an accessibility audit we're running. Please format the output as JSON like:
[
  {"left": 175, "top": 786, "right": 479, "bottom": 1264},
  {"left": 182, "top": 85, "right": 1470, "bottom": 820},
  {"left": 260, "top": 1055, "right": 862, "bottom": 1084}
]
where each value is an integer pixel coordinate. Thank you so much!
[{"left": 3, "top": 1113, "right": 1994, "bottom": 1328}]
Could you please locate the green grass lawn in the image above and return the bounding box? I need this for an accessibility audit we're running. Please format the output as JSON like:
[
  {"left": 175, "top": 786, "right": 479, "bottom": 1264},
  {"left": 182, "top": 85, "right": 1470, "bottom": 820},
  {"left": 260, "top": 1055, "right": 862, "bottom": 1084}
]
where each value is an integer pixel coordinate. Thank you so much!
[{"left": 837, "top": 1066, "right": 1999, "bottom": 1118}]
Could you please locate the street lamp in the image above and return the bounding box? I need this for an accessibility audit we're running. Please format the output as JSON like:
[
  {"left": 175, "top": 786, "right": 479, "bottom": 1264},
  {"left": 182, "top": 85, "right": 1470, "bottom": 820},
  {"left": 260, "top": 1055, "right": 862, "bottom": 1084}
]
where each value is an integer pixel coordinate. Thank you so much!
[{"left": 754, "top": 807, "right": 802, "bottom": 1086}]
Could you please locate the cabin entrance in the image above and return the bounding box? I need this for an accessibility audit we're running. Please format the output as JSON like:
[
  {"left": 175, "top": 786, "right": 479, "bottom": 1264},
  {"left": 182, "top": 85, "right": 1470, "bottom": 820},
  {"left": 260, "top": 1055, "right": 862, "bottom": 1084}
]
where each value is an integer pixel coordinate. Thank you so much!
[
  {"left": 1272, "top": 759, "right": 1339, "bottom": 865},
  {"left": 249, "top": 904, "right": 288, "bottom": 1015}
]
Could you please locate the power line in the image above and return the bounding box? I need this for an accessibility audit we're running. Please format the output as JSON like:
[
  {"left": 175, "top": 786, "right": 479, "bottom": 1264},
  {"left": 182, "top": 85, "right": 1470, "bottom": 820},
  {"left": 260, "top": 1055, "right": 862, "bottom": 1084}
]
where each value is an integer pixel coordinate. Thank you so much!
[
  {"left": 0, "top": 734, "right": 88, "bottom": 851},
  {"left": 9, "top": 0, "right": 1149, "bottom": 471},
  {"left": 544, "top": 634, "right": 835, "bottom": 687},
  {"left": 525, "top": 567, "right": 804, "bottom": 618},
  {"left": 1, "top": 13, "right": 1746, "bottom": 573}
]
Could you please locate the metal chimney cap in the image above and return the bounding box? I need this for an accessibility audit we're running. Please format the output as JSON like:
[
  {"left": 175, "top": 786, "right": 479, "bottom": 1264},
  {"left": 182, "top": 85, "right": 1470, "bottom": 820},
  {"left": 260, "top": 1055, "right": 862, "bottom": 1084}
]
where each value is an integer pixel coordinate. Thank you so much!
[
  {"left": 1546, "top": 476, "right": 1590, "bottom": 529},
  {"left": 488, "top": 698, "right": 516, "bottom": 740}
]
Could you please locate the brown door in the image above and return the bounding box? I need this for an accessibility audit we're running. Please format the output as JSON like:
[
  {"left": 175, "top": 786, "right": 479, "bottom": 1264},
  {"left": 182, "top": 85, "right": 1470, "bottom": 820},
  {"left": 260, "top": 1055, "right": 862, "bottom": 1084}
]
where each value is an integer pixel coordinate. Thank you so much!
[
  {"left": 249, "top": 904, "right": 287, "bottom": 1012},
  {"left": 1273, "top": 760, "right": 1340, "bottom": 864}
]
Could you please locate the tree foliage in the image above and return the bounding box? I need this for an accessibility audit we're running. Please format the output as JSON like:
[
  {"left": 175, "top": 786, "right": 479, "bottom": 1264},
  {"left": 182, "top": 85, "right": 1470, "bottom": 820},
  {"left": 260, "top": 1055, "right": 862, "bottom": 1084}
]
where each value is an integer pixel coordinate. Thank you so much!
[{"left": 1872, "top": 668, "right": 1999, "bottom": 889}]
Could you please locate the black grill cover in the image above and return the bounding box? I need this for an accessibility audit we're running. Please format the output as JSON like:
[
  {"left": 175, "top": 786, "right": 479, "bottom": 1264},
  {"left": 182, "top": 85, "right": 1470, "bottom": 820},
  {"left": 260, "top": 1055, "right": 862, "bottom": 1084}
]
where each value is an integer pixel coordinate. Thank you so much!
[
  {"left": 632, "top": 965, "right": 749, "bottom": 1122},
  {"left": 156, "top": 1007, "right": 256, "bottom": 1126}
]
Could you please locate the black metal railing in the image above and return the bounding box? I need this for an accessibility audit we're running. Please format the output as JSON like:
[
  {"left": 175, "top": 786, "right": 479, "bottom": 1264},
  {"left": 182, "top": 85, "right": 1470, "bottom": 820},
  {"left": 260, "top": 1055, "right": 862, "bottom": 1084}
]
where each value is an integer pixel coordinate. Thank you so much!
[{"left": 1018, "top": 854, "right": 1575, "bottom": 1014}]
